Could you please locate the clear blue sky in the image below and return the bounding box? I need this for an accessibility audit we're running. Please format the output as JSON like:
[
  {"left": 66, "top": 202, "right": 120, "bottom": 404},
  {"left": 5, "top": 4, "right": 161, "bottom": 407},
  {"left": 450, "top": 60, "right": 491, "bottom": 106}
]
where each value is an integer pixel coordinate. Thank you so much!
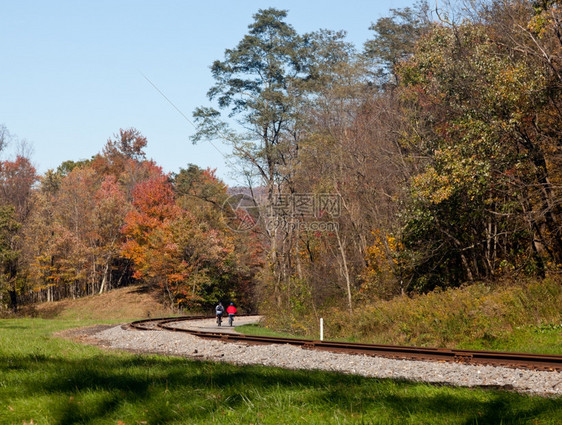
[{"left": 1, "top": 0, "right": 415, "bottom": 185}]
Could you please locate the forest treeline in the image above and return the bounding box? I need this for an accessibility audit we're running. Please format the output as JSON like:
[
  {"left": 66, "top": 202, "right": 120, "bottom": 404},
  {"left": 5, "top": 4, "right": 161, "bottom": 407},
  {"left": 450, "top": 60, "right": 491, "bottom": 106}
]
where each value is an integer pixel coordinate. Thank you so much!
[
  {"left": 0, "top": 127, "right": 259, "bottom": 312},
  {"left": 1, "top": 0, "right": 561, "bottom": 319}
]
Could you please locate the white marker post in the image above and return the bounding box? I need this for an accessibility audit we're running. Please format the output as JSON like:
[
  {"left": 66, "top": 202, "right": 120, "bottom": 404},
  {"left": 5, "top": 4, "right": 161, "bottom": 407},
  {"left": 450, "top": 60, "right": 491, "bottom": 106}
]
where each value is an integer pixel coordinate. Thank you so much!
[{"left": 320, "top": 318, "right": 324, "bottom": 341}]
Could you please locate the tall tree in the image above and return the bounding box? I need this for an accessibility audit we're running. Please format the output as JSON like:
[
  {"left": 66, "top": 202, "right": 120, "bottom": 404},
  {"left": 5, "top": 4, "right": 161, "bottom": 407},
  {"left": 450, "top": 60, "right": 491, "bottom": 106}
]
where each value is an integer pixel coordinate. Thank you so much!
[
  {"left": 0, "top": 124, "right": 10, "bottom": 153},
  {"left": 193, "top": 8, "right": 354, "bottom": 311},
  {"left": 0, "top": 156, "right": 38, "bottom": 222},
  {"left": 94, "top": 175, "right": 130, "bottom": 294},
  {"left": 121, "top": 171, "right": 181, "bottom": 300},
  {"left": 0, "top": 206, "right": 22, "bottom": 311},
  {"left": 364, "top": 1, "right": 431, "bottom": 86},
  {"left": 0, "top": 156, "right": 37, "bottom": 310},
  {"left": 192, "top": 8, "right": 309, "bottom": 192}
]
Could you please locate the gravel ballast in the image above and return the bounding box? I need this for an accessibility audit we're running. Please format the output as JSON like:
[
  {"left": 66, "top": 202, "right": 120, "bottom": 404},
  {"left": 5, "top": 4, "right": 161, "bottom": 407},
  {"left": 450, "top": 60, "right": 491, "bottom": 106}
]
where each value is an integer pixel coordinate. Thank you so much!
[{"left": 72, "top": 318, "right": 561, "bottom": 397}]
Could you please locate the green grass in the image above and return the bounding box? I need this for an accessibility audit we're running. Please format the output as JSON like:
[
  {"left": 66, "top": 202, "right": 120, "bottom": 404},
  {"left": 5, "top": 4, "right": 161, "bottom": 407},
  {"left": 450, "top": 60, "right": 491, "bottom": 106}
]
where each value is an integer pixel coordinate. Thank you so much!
[
  {"left": 236, "top": 323, "right": 308, "bottom": 339},
  {"left": 0, "top": 319, "right": 561, "bottom": 424},
  {"left": 238, "top": 321, "right": 562, "bottom": 355},
  {"left": 458, "top": 323, "right": 562, "bottom": 354}
]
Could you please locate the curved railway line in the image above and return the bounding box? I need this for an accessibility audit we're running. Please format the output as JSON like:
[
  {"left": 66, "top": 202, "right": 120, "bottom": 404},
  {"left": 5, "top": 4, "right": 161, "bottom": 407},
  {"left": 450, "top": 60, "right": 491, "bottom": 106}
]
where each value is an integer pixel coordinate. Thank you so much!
[{"left": 129, "top": 316, "right": 562, "bottom": 372}]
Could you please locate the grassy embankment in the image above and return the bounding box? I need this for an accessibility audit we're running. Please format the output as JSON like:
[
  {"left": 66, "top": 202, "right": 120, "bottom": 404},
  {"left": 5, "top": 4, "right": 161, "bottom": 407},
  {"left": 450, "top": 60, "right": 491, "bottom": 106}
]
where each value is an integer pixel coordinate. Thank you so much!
[
  {"left": 1, "top": 284, "right": 561, "bottom": 424},
  {"left": 254, "top": 277, "right": 562, "bottom": 355}
]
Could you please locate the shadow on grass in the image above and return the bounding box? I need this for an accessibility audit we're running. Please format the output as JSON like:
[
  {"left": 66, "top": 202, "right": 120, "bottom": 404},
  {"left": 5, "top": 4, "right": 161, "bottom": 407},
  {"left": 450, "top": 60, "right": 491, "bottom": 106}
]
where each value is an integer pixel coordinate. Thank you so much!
[
  {"left": 130, "top": 284, "right": 154, "bottom": 294},
  {"left": 0, "top": 323, "right": 30, "bottom": 330},
  {"left": 13, "top": 302, "right": 67, "bottom": 319},
  {"left": 1, "top": 352, "right": 560, "bottom": 424}
]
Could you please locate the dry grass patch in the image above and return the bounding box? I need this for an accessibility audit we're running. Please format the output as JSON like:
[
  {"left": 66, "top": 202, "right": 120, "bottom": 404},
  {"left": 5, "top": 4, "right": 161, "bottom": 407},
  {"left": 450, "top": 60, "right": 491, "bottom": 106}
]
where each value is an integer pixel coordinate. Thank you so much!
[{"left": 26, "top": 285, "right": 174, "bottom": 322}]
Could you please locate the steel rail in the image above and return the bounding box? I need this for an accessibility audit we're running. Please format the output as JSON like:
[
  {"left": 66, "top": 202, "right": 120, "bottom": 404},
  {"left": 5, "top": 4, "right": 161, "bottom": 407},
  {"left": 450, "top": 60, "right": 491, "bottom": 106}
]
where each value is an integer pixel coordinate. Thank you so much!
[{"left": 129, "top": 316, "right": 562, "bottom": 371}]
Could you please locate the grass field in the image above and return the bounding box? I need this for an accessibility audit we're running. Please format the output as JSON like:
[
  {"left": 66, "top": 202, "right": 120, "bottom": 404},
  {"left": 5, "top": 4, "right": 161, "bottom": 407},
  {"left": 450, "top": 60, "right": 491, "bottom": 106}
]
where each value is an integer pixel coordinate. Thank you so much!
[
  {"left": 1, "top": 285, "right": 560, "bottom": 424},
  {"left": 1, "top": 317, "right": 561, "bottom": 425}
]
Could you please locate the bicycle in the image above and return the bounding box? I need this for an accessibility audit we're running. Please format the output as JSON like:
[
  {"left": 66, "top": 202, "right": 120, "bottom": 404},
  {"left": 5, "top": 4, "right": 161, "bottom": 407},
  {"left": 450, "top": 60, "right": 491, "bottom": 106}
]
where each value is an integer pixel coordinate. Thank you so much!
[
  {"left": 216, "top": 314, "right": 223, "bottom": 326},
  {"left": 228, "top": 314, "right": 235, "bottom": 327}
]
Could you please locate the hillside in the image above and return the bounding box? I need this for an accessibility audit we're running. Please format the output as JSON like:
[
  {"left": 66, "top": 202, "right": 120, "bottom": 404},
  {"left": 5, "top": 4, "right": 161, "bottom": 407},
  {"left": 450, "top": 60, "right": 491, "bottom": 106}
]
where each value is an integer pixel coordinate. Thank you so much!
[
  {"left": 263, "top": 277, "right": 562, "bottom": 355},
  {"left": 25, "top": 285, "right": 174, "bottom": 322}
]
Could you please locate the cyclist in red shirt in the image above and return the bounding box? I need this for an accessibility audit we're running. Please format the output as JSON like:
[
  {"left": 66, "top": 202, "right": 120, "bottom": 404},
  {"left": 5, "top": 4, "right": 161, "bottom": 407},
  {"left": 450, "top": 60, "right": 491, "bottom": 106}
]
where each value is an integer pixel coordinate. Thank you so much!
[{"left": 226, "top": 302, "right": 237, "bottom": 326}]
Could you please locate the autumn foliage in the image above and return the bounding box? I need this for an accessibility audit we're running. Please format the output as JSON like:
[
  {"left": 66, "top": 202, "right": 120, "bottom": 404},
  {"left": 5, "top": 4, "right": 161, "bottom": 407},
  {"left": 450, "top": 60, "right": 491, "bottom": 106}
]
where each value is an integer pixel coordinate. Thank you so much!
[
  {"left": 0, "top": 128, "right": 259, "bottom": 312},
  {"left": 2, "top": 2, "right": 562, "bottom": 319}
]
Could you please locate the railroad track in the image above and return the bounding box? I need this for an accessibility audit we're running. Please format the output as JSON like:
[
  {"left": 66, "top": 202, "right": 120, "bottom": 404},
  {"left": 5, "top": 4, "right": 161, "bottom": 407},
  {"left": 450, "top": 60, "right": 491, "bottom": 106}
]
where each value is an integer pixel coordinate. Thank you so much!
[{"left": 129, "top": 316, "right": 562, "bottom": 372}]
